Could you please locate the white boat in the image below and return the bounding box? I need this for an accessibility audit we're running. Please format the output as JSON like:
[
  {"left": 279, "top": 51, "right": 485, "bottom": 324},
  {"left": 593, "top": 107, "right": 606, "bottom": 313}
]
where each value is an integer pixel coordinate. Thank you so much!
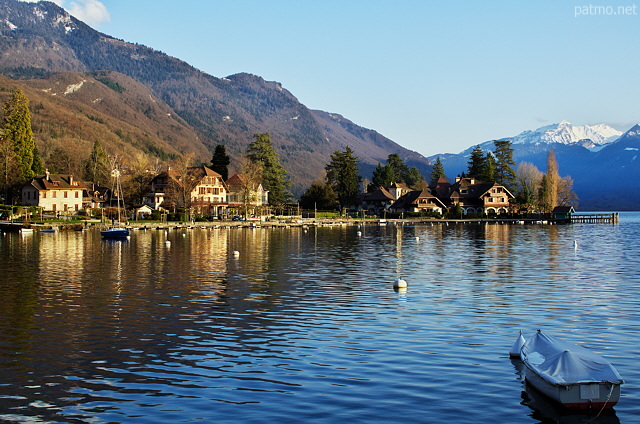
[{"left": 517, "top": 330, "right": 623, "bottom": 410}]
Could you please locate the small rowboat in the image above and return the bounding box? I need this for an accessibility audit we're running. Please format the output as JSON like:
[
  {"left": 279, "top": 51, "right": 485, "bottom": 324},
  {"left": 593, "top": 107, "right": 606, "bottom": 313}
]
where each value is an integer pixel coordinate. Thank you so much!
[{"left": 514, "top": 330, "right": 623, "bottom": 410}]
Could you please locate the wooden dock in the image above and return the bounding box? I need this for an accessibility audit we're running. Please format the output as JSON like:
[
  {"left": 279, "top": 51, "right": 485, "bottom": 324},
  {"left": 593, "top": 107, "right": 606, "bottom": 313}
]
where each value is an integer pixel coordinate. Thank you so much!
[{"left": 570, "top": 213, "right": 619, "bottom": 224}]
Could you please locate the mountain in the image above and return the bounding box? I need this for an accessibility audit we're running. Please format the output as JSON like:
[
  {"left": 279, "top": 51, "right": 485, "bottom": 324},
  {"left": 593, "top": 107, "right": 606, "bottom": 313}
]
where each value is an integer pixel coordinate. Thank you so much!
[
  {"left": 0, "top": 0, "right": 432, "bottom": 195},
  {"left": 430, "top": 121, "right": 639, "bottom": 211}
]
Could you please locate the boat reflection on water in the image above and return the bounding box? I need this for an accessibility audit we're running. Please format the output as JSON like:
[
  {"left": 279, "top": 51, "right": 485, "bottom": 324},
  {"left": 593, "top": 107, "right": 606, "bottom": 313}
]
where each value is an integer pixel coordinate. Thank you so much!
[{"left": 512, "top": 358, "right": 620, "bottom": 424}]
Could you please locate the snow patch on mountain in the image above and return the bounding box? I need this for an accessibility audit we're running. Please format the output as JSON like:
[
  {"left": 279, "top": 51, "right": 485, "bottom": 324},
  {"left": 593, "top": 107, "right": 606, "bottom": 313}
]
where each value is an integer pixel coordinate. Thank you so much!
[{"left": 509, "top": 121, "right": 621, "bottom": 147}]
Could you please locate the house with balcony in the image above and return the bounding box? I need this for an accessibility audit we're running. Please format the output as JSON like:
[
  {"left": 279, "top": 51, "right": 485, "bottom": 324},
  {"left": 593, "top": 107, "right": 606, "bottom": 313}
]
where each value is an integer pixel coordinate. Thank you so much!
[
  {"left": 225, "top": 173, "right": 269, "bottom": 216},
  {"left": 146, "top": 166, "right": 228, "bottom": 216}
]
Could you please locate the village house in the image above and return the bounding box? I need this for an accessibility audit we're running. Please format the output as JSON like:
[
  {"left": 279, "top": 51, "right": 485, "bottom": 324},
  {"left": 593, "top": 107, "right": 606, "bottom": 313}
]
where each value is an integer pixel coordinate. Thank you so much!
[
  {"left": 390, "top": 189, "right": 447, "bottom": 215},
  {"left": 146, "top": 165, "right": 228, "bottom": 216},
  {"left": 225, "top": 173, "right": 269, "bottom": 216},
  {"left": 21, "top": 171, "right": 86, "bottom": 213},
  {"left": 438, "top": 177, "right": 515, "bottom": 215},
  {"left": 359, "top": 187, "right": 396, "bottom": 216}
]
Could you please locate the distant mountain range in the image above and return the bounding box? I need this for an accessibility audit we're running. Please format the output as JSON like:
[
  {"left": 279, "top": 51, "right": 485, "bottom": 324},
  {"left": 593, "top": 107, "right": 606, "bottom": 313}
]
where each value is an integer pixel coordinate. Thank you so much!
[
  {"left": 431, "top": 121, "right": 640, "bottom": 210},
  {"left": 0, "top": 0, "right": 637, "bottom": 210},
  {"left": 0, "top": 0, "right": 431, "bottom": 195}
]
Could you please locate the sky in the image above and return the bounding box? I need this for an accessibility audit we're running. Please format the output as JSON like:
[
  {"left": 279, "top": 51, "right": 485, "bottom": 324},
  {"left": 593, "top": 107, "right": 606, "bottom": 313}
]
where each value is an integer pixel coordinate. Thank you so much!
[{"left": 33, "top": 0, "right": 640, "bottom": 156}]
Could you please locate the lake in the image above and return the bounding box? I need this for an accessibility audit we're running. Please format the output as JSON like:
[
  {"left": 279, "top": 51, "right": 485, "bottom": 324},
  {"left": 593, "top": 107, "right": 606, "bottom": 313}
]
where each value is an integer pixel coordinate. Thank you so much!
[{"left": 1, "top": 214, "right": 639, "bottom": 423}]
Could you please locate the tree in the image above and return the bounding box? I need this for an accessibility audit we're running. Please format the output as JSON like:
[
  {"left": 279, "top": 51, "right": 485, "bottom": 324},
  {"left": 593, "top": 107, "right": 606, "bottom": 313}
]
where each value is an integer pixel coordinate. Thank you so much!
[
  {"left": 385, "top": 153, "right": 424, "bottom": 187},
  {"left": 299, "top": 181, "right": 338, "bottom": 210},
  {"left": 540, "top": 149, "right": 559, "bottom": 211},
  {"left": 557, "top": 175, "right": 579, "bottom": 207},
  {"left": 237, "top": 157, "right": 264, "bottom": 218},
  {"left": 2, "top": 88, "right": 38, "bottom": 185},
  {"left": 0, "top": 133, "right": 20, "bottom": 203},
  {"left": 325, "top": 146, "right": 360, "bottom": 209},
  {"left": 210, "top": 144, "right": 230, "bottom": 181},
  {"left": 430, "top": 157, "right": 446, "bottom": 185},
  {"left": 467, "top": 145, "right": 485, "bottom": 179},
  {"left": 515, "top": 162, "right": 543, "bottom": 210},
  {"left": 480, "top": 152, "right": 497, "bottom": 182},
  {"left": 368, "top": 162, "right": 395, "bottom": 191},
  {"left": 247, "top": 133, "right": 291, "bottom": 207},
  {"left": 493, "top": 140, "right": 516, "bottom": 189},
  {"left": 84, "top": 140, "right": 110, "bottom": 185}
]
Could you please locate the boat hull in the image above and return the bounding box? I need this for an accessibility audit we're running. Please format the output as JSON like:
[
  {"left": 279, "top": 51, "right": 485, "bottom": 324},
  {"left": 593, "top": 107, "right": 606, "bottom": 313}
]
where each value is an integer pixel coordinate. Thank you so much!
[
  {"left": 101, "top": 228, "right": 130, "bottom": 238},
  {"left": 523, "top": 356, "right": 621, "bottom": 409}
]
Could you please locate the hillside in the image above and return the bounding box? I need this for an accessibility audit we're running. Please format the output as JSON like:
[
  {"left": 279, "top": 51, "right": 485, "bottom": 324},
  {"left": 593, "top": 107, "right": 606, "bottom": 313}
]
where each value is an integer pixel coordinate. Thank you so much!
[{"left": 0, "top": 0, "right": 432, "bottom": 195}]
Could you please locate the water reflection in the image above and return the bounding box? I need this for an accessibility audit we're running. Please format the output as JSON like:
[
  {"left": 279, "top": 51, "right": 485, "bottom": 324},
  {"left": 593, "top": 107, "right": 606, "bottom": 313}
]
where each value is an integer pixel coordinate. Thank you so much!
[{"left": 0, "top": 218, "right": 639, "bottom": 423}]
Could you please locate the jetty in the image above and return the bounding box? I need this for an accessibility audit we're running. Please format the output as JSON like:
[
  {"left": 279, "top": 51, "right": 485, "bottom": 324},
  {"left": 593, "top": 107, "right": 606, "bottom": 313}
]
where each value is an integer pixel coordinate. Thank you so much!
[{"left": 569, "top": 213, "right": 619, "bottom": 224}]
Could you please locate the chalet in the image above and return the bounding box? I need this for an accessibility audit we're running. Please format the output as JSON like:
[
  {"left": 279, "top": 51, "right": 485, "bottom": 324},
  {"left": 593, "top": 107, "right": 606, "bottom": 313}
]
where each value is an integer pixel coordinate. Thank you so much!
[
  {"left": 359, "top": 187, "right": 396, "bottom": 216},
  {"left": 390, "top": 189, "right": 447, "bottom": 215},
  {"left": 225, "top": 173, "right": 269, "bottom": 215},
  {"left": 21, "top": 171, "right": 86, "bottom": 213},
  {"left": 433, "top": 177, "right": 515, "bottom": 216},
  {"left": 146, "top": 166, "right": 228, "bottom": 216}
]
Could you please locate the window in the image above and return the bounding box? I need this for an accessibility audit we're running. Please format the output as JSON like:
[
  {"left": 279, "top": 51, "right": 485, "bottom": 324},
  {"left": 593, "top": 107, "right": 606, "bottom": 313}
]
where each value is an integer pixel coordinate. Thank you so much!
[
  {"left": 53, "top": 192, "right": 57, "bottom": 198},
  {"left": 43, "top": 192, "right": 47, "bottom": 199},
  {"left": 64, "top": 191, "right": 68, "bottom": 198},
  {"left": 75, "top": 191, "right": 79, "bottom": 198}
]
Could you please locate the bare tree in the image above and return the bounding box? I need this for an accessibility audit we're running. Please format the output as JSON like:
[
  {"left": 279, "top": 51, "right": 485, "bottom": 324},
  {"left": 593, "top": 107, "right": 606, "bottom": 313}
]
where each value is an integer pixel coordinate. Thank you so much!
[
  {"left": 238, "top": 157, "right": 263, "bottom": 218},
  {"left": 557, "top": 175, "right": 579, "bottom": 207},
  {"left": 515, "top": 162, "right": 543, "bottom": 211}
]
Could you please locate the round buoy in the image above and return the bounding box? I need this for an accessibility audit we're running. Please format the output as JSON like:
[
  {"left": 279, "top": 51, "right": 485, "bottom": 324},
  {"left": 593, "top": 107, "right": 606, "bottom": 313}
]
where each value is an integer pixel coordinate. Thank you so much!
[
  {"left": 165, "top": 240, "right": 171, "bottom": 246},
  {"left": 357, "top": 231, "right": 362, "bottom": 237},
  {"left": 182, "top": 233, "right": 186, "bottom": 237},
  {"left": 232, "top": 250, "right": 240, "bottom": 257},
  {"left": 415, "top": 236, "right": 420, "bottom": 241},
  {"left": 393, "top": 277, "right": 407, "bottom": 288}
]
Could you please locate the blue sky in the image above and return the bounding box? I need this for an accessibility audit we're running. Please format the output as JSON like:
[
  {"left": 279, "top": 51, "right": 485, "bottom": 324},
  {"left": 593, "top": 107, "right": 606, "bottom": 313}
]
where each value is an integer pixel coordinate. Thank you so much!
[{"left": 45, "top": 0, "right": 640, "bottom": 156}]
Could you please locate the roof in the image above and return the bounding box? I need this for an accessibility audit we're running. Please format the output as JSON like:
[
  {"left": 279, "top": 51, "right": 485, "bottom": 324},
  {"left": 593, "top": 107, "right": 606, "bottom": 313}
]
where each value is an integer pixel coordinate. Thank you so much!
[
  {"left": 363, "top": 187, "right": 395, "bottom": 202},
  {"left": 391, "top": 189, "right": 446, "bottom": 209},
  {"left": 26, "top": 174, "right": 87, "bottom": 191}
]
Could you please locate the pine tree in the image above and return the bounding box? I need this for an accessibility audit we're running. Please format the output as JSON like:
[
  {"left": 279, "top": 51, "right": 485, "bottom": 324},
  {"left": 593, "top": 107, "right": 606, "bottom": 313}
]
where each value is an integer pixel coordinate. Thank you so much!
[
  {"left": 84, "top": 140, "right": 110, "bottom": 185},
  {"left": 3, "top": 88, "right": 36, "bottom": 182},
  {"left": 467, "top": 145, "right": 485, "bottom": 179},
  {"left": 210, "top": 144, "right": 230, "bottom": 181},
  {"left": 481, "top": 152, "right": 497, "bottom": 182},
  {"left": 369, "top": 162, "right": 395, "bottom": 191},
  {"left": 430, "top": 157, "right": 446, "bottom": 185},
  {"left": 493, "top": 140, "right": 517, "bottom": 189},
  {"left": 325, "top": 146, "right": 360, "bottom": 209},
  {"left": 247, "top": 133, "right": 291, "bottom": 207}
]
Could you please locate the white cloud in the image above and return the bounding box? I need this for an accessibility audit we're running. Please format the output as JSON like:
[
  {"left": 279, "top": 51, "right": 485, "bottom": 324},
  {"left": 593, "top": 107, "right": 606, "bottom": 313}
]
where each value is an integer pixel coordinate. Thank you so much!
[{"left": 67, "top": 0, "right": 111, "bottom": 27}]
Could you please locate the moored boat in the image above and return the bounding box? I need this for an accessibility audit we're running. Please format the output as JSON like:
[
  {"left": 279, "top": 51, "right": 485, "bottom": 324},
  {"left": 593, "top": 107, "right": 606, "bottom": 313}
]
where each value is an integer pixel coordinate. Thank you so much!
[
  {"left": 100, "top": 227, "right": 130, "bottom": 238},
  {"left": 517, "top": 330, "right": 623, "bottom": 410}
]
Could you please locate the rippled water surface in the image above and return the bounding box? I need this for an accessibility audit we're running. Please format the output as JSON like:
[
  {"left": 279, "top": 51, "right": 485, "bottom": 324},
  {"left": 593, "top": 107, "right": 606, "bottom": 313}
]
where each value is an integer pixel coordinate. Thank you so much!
[{"left": 1, "top": 214, "right": 640, "bottom": 423}]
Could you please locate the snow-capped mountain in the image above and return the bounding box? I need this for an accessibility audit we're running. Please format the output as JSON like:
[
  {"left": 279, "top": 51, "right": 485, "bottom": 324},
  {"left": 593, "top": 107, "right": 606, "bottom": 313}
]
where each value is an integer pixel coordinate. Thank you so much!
[{"left": 509, "top": 121, "right": 622, "bottom": 148}]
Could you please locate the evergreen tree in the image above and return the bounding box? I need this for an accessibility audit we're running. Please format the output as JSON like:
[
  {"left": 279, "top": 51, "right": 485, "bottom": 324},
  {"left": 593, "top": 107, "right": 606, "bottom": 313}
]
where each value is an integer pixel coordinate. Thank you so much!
[
  {"left": 210, "top": 144, "right": 230, "bottom": 181},
  {"left": 3, "top": 88, "right": 36, "bottom": 182},
  {"left": 84, "top": 140, "right": 110, "bottom": 185},
  {"left": 369, "top": 162, "right": 395, "bottom": 191},
  {"left": 247, "top": 133, "right": 291, "bottom": 207},
  {"left": 325, "top": 146, "right": 360, "bottom": 209},
  {"left": 404, "top": 166, "right": 424, "bottom": 188},
  {"left": 467, "top": 145, "right": 485, "bottom": 179},
  {"left": 493, "top": 140, "right": 517, "bottom": 189},
  {"left": 481, "top": 152, "right": 497, "bottom": 182},
  {"left": 299, "top": 182, "right": 338, "bottom": 210},
  {"left": 31, "top": 145, "right": 44, "bottom": 175},
  {"left": 430, "top": 157, "right": 446, "bottom": 185},
  {"left": 385, "top": 153, "right": 424, "bottom": 187}
]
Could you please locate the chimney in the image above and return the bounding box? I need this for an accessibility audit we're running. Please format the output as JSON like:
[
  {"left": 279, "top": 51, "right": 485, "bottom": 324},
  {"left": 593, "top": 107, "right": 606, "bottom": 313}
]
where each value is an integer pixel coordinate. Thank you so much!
[
  {"left": 46, "top": 169, "right": 50, "bottom": 181},
  {"left": 69, "top": 175, "right": 73, "bottom": 185},
  {"left": 455, "top": 176, "right": 461, "bottom": 183}
]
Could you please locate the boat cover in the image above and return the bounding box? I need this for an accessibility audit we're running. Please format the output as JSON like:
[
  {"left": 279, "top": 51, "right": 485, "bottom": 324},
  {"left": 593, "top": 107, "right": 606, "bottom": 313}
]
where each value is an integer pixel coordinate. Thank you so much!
[{"left": 521, "top": 331, "right": 623, "bottom": 386}]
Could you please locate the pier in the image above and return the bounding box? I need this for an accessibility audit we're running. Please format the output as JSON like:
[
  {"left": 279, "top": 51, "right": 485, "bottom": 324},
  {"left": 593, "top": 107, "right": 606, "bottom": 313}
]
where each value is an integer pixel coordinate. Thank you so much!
[{"left": 569, "top": 213, "right": 619, "bottom": 224}]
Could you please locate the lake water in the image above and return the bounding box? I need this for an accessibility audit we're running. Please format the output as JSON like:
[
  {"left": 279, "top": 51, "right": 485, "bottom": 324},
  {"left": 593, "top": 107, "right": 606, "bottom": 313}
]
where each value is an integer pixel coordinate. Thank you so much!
[{"left": 1, "top": 214, "right": 640, "bottom": 423}]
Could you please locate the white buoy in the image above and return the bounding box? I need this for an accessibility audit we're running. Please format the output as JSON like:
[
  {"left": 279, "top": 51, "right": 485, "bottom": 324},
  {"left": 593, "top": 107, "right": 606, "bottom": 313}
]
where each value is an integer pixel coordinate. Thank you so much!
[
  {"left": 164, "top": 240, "right": 171, "bottom": 247},
  {"left": 573, "top": 240, "right": 578, "bottom": 248},
  {"left": 509, "top": 330, "right": 526, "bottom": 359},
  {"left": 415, "top": 236, "right": 420, "bottom": 241},
  {"left": 357, "top": 231, "right": 362, "bottom": 237},
  {"left": 393, "top": 277, "right": 407, "bottom": 289},
  {"left": 232, "top": 250, "right": 240, "bottom": 257},
  {"left": 183, "top": 233, "right": 186, "bottom": 237}
]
